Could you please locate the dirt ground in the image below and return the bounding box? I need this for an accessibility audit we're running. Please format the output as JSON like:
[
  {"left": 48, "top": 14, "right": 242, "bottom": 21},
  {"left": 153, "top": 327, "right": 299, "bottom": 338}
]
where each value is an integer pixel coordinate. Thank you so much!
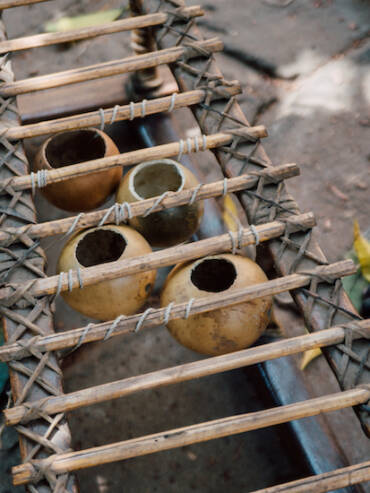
[{"left": 0, "top": 1, "right": 369, "bottom": 492}]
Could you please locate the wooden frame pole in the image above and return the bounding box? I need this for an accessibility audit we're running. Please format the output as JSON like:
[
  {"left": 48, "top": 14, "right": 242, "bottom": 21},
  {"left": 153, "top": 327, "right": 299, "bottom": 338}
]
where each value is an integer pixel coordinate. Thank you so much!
[
  {"left": 0, "top": 162, "right": 298, "bottom": 242},
  {"left": 0, "top": 38, "right": 223, "bottom": 96},
  {"left": 0, "top": 6, "right": 203, "bottom": 54},
  {"left": 0, "top": 258, "right": 356, "bottom": 362},
  {"left": 0, "top": 213, "right": 316, "bottom": 300},
  {"left": 12, "top": 387, "right": 370, "bottom": 485},
  {"left": 5, "top": 320, "right": 369, "bottom": 426},
  {"left": 0, "top": 126, "right": 267, "bottom": 193}
]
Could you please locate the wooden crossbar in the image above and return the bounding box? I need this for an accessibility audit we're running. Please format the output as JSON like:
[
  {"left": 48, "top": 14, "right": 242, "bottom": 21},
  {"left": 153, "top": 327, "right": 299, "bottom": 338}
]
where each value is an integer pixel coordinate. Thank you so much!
[
  {"left": 12, "top": 386, "right": 370, "bottom": 485},
  {"left": 0, "top": 162, "right": 298, "bottom": 242},
  {"left": 0, "top": 257, "right": 356, "bottom": 361},
  {"left": 0, "top": 0, "right": 50, "bottom": 8},
  {"left": 251, "top": 461, "right": 370, "bottom": 493},
  {"left": 5, "top": 320, "right": 369, "bottom": 426},
  {"left": 3, "top": 83, "right": 241, "bottom": 140},
  {"left": 0, "top": 126, "right": 267, "bottom": 193},
  {"left": 0, "top": 213, "right": 317, "bottom": 301},
  {"left": 0, "top": 38, "right": 223, "bottom": 96},
  {"left": 0, "top": 6, "right": 203, "bottom": 54}
]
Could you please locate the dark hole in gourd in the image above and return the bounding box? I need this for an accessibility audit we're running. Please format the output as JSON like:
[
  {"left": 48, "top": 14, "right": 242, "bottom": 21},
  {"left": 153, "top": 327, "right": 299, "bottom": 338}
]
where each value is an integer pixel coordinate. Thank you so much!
[
  {"left": 191, "top": 258, "right": 237, "bottom": 293},
  {"left": 133, "top": 162, "right": 183, "bottom": 199},
  {"left": 76, "top": 230, "right": 126, "bottom": 268},
  {"left": 45, "top": 129, "right": 106, "bottom": 168}
]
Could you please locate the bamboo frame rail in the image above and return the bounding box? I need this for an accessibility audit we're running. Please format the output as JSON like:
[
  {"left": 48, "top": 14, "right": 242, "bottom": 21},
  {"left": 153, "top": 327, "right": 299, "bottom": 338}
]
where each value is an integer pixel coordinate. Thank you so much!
[
  {"left": 0, "top": 6, "right": 203, "bottom": 54},
  {"left": 252, "top": 461, "right": 370, "bottom": 493},
  {"left": 0, "top": 0, "right": 50, "bottom": 8},
  {"left": 0, "top": 257, "right": 355, "bottom": 361},
  {"left": 0, "top": 126, "right": 267, "bottom": 193},
  {"left": 3, "top": 83, "right": 241, "bottom": 140},
  {"left": 0, "top": 212, "right": 316, "bottom": 300},
  {"left": 12, "top": 386, "right": 370, "bottom": 485},
  {"left": 0, "top": 37, "right": 223, "bottom": 96},
  {"left": 0, "top": 162, "right": 298, "bottom": 242},
  {"left": 5, "top": 320, "right": 369, "bottom": 426}
]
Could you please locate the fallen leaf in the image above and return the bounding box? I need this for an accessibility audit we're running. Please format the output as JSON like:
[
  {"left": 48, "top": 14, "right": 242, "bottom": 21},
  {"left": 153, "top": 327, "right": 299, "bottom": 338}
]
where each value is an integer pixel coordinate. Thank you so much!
[
  {"left": 353, "top": 220, "right": 370, "bottom": 281},
  {"left": 45, "top": 9, "right": 123, "bottom": 33},
  {"left": 300, "top": 347, "right": 322, "bottom": 370},
  {"left": 222, "top": 194, "right": 240, "bottom": 232}
]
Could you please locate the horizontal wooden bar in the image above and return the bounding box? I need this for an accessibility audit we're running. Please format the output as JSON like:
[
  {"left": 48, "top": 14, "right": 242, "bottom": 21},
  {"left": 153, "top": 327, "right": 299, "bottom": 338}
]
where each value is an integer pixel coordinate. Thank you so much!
[
  {"left": 0, "top": 162, "right": 297, "bottom": 242},
  {"left": 0, "top": 213, "right": 316, "bottom": 301},
  {"left": 0, "top": 125, "right": 266, "bottom": 193},
  {"left": 0, "top": 37, "right": 223, "bottom": 96},
  {"left": 0, "top": 6, "right": 203, "bottom": 54},
  {"left": 12, "top": 386, "right": 370, "bottom": 485},
  {"left": 5, "top": 320, "right": 369, "bottom": 426},
  {"left": 252, "top": 461, "right": 370, "bottom": 493},
  {"left": 0, "top": 257, "right": 357, "bottom": 363},
  {"left": 0, "top": 0, "right": 50, "bottom": 8},
  {"left": 4, "top": 83, "right": 241, "bottom": 140}
]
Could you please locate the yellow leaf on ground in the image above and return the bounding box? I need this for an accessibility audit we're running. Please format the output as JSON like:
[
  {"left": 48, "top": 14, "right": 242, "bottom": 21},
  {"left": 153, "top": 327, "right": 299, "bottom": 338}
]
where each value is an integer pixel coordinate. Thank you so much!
[
  {"left": 300, "top": 347, "right": 322, "bottom": 370},
  {"left": 353, "top": 220, "right": 370, "bottom": 282},
  {"left": 45, "top": 9, "right": 123, "bottom": 33},
  {"left": 222, "top": 195, "right": 240, "bottom": 232}
]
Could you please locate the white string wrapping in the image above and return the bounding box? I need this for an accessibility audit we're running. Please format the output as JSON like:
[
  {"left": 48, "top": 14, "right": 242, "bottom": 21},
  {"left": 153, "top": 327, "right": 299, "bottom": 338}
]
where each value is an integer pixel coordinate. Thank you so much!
[
  {"left": 222, "top": 178, "right": 228, "bottom": 196},
  {"left": 110, "top": 104, "right": 120, "bottom": 124},
  {"left": 141, "top": 99, "right": 147, "bottom": 118},
  {"left": 66, "top": 213, "right": 84, "bottom": 236},
  {"left": 228, "top": 231, "right": 237, "bottom": 255},
  {"left": 104, "top": 315, "right": 126, "bottom": 341},
  {"left": 30, "top": 170, "right": 48, "bottom": 194},
  {"left": 177, "top": 135, "right": 207, "bottom": 161},
  {"left": 189, "top": 183, "right": 202, "bottom": 205},
  {"left": 129, "top": 101, "right": 135, "bottom": 121},
  {"left": 184, "top": 298, "right": 195, "bottom": 319},
  {"left": 99, "top": 108, "right": 105, "bottom": 131},
  {"left": 135, "top": 308, "right": 154, "bottom": 333},
  {"left": 163, "top": 301, "right": 174, "bottom": 325},
  {"left": 143, "top": 191, "right": 169, "bottom": 217},
  {"left": 168, "top": 92, "right": 177, "bottom": 112},
  {"left": 250, "top": 224, "right": 260, "bottom": 245}
]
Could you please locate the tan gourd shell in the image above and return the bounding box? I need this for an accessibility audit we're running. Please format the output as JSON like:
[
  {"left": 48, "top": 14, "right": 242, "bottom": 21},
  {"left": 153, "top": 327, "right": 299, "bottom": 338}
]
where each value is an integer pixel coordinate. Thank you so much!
[
  {"left": 116, "top": 159, "right": 203, "bottom": 247},
  {"left": 161, "top": 254, "right": 272, "bottom": 355},
  {"left": 34, "top": 128, "right": 122, "bottom": 212},
  {"left": 58, "top": 225, "right": 156, "bottom": 321}
]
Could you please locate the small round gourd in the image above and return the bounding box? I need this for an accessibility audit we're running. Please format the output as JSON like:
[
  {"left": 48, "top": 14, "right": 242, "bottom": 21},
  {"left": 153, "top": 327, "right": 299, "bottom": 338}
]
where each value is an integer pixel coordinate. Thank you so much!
[
  {"left": 161, "top": 254, "right": 272, "bottom": 355},
  {"left": 57, "top": 225, "right": 156, "bottom": 321},
  {"left": 116, "top": 159, "right": 203, "bottom": 247},
  {"left": 34, "top": 128, "right": 122, "bottom": 212}
]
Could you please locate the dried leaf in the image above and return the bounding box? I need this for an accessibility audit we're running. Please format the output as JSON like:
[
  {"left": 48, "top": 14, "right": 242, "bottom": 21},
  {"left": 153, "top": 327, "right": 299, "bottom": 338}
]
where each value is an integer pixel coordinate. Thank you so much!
[
  {"left": 45, "top": 9, "right": 123, "bottom": 33},
  {"left": 353, "top": 220, "right": 370, "bottom": 282},
  {"left": 300, "top": 347, "right": 322, "bottom": 370},
  {"left": 222, "top": 195, "right": 239, "bottom": 232}
]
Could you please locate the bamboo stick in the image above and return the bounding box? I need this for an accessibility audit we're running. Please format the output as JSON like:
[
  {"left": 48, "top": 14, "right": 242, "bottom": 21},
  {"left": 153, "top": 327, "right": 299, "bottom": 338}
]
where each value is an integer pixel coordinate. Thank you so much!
[
  {"left": 0, "top": 6, "right": 203, "bottom": 54},
  {"left": 0, "top": 126, "right": 267, "bottom": 193},
  {"left": 0, "top": 38, "right": 223, "bottom": 96},
  {"left": 0, "top": 213, "right": 316, "bottom": 301},
  {"left": 0, "top": 257, "right": 356, "bottom": 362},
  {"left": 5, "top": 320, "right": 369, "bottom": 426},
  {"left": 251, "top": 461, "right": 370, "bottom": 493},
  {"left": 12, "top": 386, "right": 370, "bottom": 485},
  {"left": 0, "top": 163, "right": 298, "bottom": 242},
  {"left": 3, "top": 84, "right": 241, "bottom": 140},
  {"left": 0, "top": 0, "right": 50, "bottom": 8}
]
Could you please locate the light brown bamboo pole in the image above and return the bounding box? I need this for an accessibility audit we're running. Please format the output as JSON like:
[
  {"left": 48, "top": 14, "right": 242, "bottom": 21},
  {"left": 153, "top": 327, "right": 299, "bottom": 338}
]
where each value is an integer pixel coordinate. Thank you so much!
[
  {"left": 0, "top": 257, "right": 356, "bottom": 362},
  {"left": 12, "top": 386, "right": 370, "bottom": 485},
  {"left": 0, "top": 6, "right": 203, "bottom": 54},
  {"left": 251, "top": 461, "right": 370, "bottom": 493},
  {"left": 5, "top": 320, "right": 369, "bottom": 426},
  {"left": 0, "top": 163, "right": 297, "bottom": 242},
  {"left": 0, "top": 38, "right": 223, "bottom": 96},
  {"left": 0, "top": 0, "right": 50, "bottom": 8},
  {"left": 0, "top": 212, "right": 316, "bottom": 301},
  {"left": 0, "top": 126, "right": 267, "bottom": 193},
  {"left": 3, "top": 83, "right": 240, "bottom": 140}
]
